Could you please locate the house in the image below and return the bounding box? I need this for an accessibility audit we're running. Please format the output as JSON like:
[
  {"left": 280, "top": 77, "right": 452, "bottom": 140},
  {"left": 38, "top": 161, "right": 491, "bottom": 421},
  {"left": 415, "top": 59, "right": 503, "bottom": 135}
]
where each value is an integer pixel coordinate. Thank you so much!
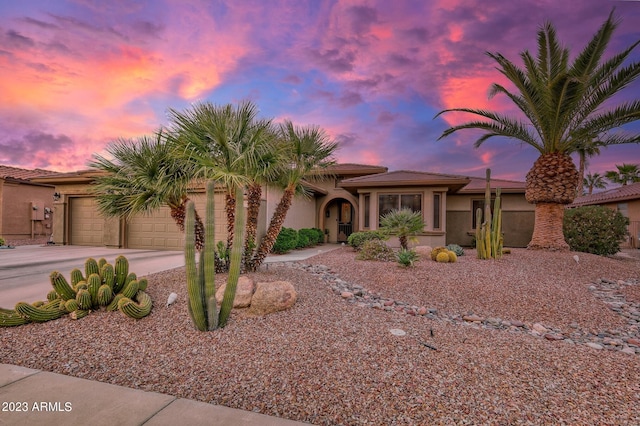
[
  {"left": 31, "top": 163, "right": 535, "bottom": 250},
  {"left": 0, "top": 165, "right": 57, "bottom": 242},
  {"left": 569, "top": 182, "right": 640, "bottom": 248}
]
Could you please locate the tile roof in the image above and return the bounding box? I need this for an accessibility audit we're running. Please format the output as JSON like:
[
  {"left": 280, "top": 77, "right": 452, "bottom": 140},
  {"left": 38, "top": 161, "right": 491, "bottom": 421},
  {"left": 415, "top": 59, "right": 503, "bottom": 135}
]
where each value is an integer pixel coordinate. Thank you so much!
[
  {"left": 570, "top": 182, "right": 640, "bottom": 207},
  {"left": 321, "top": 163, "right": 388, "bottom": 175},
  {"left": 458, "top": 176, "right": 527, "bottom": 193},
  {"left": 0, "top": 165, "right": 59, "bottom": 181}
]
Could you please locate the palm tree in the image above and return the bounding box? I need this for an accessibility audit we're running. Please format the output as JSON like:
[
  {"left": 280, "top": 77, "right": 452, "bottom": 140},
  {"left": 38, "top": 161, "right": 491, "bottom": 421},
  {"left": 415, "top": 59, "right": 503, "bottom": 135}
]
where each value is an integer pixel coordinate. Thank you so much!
[
  {"left": 436, "top": 11, "right": 640, "bottom": 251},
  {"left": 379, "top": 208, "right": 425, "bottom": 250},
  {"left": 583, "top": 172, "right": 607, "bottom": 195},
  {"left": 575, "top": 138, "right": 605, "bottom": 196},
  {"left": 166, "top": 101, "right": 279, "bottom": 262},
  {"left": 89, "top": 131, "right": 205, "bottom": 249},
  {"left": 605, "top": 163, "right": 640, "bottom": 185},
  {"left": 250, "top": 120, "right": 338, "bottom": 270}
]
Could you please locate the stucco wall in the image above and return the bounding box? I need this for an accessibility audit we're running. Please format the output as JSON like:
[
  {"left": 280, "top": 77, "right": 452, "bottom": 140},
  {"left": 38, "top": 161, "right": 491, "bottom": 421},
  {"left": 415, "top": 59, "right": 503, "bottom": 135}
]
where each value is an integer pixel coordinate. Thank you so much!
[{"left": 1, "top": 181, "right": 54, "bottom": 239}]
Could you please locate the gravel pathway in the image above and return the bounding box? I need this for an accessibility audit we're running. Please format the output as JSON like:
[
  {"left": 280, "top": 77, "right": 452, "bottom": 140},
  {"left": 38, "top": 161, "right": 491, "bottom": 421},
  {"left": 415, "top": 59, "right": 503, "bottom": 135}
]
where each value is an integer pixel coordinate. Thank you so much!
[{"left": 2, "top": 247, "right": 639, "bottom": 425}]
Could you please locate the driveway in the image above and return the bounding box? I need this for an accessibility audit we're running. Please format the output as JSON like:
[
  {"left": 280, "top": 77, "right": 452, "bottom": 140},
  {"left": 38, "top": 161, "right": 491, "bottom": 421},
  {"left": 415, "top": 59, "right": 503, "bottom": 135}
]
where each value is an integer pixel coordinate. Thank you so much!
[{"left": 0, "top": 245, "right": 184, "bottom": 309}]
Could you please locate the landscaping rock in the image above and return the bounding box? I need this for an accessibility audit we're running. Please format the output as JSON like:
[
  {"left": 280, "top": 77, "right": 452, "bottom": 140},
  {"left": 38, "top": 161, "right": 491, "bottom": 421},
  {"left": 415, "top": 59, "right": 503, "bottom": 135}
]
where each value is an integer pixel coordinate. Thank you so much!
[
  {"left": 247, "top": 281, "right": 297, "bottom": 316},
  {"left": 413, "top": 245, "right": 433, "bottom": 259},
  {"left": 215, "top": 276, "right": 255, "bottom": 308},
  {"left": 463, "top": 314, "right": 483, "bottom": 322}
]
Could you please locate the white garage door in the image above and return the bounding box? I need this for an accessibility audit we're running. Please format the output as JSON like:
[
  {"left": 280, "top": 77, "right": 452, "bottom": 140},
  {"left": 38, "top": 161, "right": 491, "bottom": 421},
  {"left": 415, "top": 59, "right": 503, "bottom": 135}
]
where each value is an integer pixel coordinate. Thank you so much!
[
  {"left": 127, "top": 206, "right": 184, "bottom": 250},
  {"left": 69, "top": 197, "right": 104, "bottom": 246}
]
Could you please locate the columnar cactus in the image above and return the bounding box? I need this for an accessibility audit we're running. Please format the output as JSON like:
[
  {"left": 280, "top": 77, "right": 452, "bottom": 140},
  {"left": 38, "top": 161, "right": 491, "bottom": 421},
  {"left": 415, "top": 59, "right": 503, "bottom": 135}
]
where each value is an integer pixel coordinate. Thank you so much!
[
  {"left": 185, "top": 180, "right": 245, "bottom": 331},
  {"left": 476, "top": 168, "right": 503, "bottom": 259}
]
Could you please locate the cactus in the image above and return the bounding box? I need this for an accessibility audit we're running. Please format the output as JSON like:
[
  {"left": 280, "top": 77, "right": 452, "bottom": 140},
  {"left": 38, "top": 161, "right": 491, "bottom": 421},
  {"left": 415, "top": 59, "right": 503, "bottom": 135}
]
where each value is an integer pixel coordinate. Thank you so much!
[
  {"left": 70, "top": 309, "right": 89, "bottom": 320},
  {"left": 64, "top": 299, "right": 79, "bottom": 312},
  {"left": 75, "top": 289, "right": 92, "bottom": 310},
  {"left": 32, "top": 300, "right": 45, "bottom": 308},
  {"left": 85, "top": 258, "right": 100, "bottom": 278},
  {"left": 70, "top": 268, "right": 85, "bottom": 286},
  {"left": 475, "top": 169, "right": 503, "bottom": 260},
  {"left": 436, "top": 252, "right": 450, "bottom": 263},
  {"left": 106, "top": 294, "right": 124, "bottom": 312},
  {"left": 87, "top": 273, "right": 102, "bottom": 306},
  {"left": 137, "top": 277, "right": 148, "bottom": 291},
  {"left": 47, "top": 289, "right": 59, "bottom": 302},
  {"left": 118, "top": 290, "right": 152, "bottom": 319},
  {"left": 124, "top": 272, "right": 137, "bottom": 288},
  {"left": 121, "top": 280, "right": 140, "bottom": 299},
  {"left": 0, "top": 308, "right": 30, "bottom": 326},
  {"left": 97, "top": 284, "right": 114, "bottom": 306},
  {"left": 445, "top": 244, "right": 464, "bottom": 256},
  {"left": 15, "top": 302, "right": 64, "bottom": 322},
  {"left": 74, "top": 281, "right": 88, "bottom": 291},
  {"left": 101, "top": 264, "right": 115, "bottom": 289},
  {"left": 50, "top": 271, "right": 76, "bottom": 301},
  {"left": 430, "top": 246, "right": 449, "bottom": 261},
  {"left": 98, "top": 257, "right": 107, "bottom": 269},
  {"left": 447, "top": 251, "right": 458, "bottom": 263},
  {"left": 114, "top": 256, "right": 129, "bottom": 293}
]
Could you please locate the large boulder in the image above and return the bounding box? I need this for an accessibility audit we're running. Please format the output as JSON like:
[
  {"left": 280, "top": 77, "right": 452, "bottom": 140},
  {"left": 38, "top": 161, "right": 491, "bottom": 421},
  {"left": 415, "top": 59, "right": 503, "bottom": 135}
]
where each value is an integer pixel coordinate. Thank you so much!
[
  {"left": 247, "top": 281, "right": 297, "bottom": 316},
  {"left": 413, "top": 245, "right": 433, "bottom": 259},
  {"left": 215, "top": 276, "right": 255, "bottom": 308}
]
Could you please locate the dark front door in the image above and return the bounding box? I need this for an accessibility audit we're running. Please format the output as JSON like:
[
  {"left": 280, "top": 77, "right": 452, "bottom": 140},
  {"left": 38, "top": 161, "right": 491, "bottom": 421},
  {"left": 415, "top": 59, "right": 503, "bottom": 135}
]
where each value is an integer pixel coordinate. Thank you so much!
[{"left": 337, "top": 201, "right": 353, "bottom": 242}]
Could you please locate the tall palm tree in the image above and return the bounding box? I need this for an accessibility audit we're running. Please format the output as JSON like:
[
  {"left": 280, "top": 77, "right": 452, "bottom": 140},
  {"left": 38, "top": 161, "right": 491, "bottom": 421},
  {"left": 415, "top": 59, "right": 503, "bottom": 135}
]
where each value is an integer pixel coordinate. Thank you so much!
[
  {"left": 436, "top": 11, "right": 640, "bottom": 251},
  {"left": 605, "top": 163, "right": 640, "bottom": 185},
  {"left": 167, "top": 101, "right": 279, "bottom": 261},
  {"left": 89, "top": 131, "right": 205, "bottom": 249},
  {"left": 250, "top": 120, "right": 338, "bottom": 270},
  {"left": 575, "top": 138, "right": 605, "bottom": 196},
  {"left": 583, "top": 172, "right": 607, "bottom": 195}
]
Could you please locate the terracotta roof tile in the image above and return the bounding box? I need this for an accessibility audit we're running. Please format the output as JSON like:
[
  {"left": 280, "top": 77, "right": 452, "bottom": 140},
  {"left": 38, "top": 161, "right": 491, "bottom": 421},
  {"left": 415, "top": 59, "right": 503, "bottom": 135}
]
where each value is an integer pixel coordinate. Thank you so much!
[
  {"left": 0, "top": 165, "right": 59, "bottom": 181},
  {"left": 458, "top": 176, "right": 527, "bottom": 193},
  {"left": 570, "top": 182, "right": 640, "bottom": 206}
]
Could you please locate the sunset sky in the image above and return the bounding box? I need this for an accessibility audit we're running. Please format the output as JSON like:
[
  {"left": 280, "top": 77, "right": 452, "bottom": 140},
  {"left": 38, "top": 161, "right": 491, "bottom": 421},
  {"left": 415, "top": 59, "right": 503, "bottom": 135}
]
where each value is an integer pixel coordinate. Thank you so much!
[{"left": 1, "top": 0, "right": 639, "bottom": 182}]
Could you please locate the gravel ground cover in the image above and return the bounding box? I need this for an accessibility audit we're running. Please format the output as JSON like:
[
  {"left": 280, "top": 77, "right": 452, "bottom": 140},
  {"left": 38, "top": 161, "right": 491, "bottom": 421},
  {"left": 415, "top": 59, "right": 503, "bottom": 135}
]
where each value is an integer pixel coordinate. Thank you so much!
[{"left": 2, "top": 247, "right": 640, "bottom": 425}]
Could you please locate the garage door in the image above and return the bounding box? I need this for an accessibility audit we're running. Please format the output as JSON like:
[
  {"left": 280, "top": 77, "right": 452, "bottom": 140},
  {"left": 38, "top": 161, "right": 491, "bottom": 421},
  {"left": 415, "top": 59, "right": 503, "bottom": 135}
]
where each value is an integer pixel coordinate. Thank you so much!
[
  {"left": 70, "top": 197, "right": 104, "bottom": 246},
  {"left": 127, "top": 206, "right": 184, "bottom": 250}
]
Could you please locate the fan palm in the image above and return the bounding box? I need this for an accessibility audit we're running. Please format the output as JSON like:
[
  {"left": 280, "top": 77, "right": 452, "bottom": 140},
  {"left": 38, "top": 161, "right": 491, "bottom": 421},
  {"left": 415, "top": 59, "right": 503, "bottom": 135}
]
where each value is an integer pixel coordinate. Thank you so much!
[
  {"left": 605, "top": 163, "right": 640, "bottom": 185},
  {"left": 436, "top": 11, "right": 640, "bottom": 250},
  {"left": 89, "top": 131, "right": 204, "bottom": 249},
  {"left": 379, "top": 208, "right": 425, "bottom": 250},
  {"left": 583, "top": 172, "right": 607, "bottom": 195},
  {"left": 575, "top": 138, "right": 605, "bottom": 196},
  {"left": 167, "top": 101, "right": 279, "bottom": 262},
  {"left": 250, "top": 120, "right": 338, "bottom": 270}
]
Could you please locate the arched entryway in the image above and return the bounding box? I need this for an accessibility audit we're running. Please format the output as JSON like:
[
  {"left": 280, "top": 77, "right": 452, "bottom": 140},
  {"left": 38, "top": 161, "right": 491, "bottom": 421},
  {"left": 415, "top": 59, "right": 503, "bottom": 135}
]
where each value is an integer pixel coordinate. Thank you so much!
[{"left": 319, "top": 196, "right": 358, "bottom": 243}]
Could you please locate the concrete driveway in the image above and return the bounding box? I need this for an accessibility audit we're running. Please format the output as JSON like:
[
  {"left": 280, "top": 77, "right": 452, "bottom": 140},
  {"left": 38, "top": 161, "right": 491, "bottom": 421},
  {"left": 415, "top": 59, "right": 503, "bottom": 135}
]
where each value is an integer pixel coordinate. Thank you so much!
[{"left": 0, "top": 245, "right": 184, "bottom": 309}]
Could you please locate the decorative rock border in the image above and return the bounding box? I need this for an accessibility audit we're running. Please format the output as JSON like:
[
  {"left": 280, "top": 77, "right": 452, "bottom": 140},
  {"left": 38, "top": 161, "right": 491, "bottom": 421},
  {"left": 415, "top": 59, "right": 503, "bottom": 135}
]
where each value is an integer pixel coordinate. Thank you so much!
[{"left": 288, "top": 262, "right": 640, "bottom": 355}]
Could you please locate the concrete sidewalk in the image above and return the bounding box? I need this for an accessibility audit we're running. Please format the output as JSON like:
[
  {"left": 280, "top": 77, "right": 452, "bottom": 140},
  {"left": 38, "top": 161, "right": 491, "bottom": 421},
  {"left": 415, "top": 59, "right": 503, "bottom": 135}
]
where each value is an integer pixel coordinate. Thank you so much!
[
  {"left": 0, "top": 364, "right": 309, "bottom": 426},
  {"left": 1, "top": 244, "right": 342, "bottom": 426}
]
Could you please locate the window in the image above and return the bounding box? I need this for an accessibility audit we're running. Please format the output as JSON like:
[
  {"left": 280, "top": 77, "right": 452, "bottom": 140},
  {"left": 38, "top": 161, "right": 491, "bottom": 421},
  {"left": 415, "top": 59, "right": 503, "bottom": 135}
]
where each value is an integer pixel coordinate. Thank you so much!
[
  {"left": 364, "top": 194, "right": 370, "bottom": 228},
  {"left": 378, "top": 193, "right": 422, "bottom": 225},
  {"left": 472, "top": 198, "right": 495, "bottom": 229},
  {"left": 618, "top": 203, "right": 629, "bottom": 218},
  {"left": 433, "top": 193, "right": 441, "bottom": 229}
]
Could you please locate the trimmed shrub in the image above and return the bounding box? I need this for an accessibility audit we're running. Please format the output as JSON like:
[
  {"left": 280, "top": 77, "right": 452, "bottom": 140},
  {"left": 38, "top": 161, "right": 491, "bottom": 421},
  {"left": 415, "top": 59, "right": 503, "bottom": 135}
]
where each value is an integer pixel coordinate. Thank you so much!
[
  {"left": 396, "top": 248, "right": 419, "bottom": 267},
  {"left": 356, "top": 239, "right": 395, "bottom": 262},
  {"left": 312, "top": 228, "right": 325, "bottom": 244},
  {"left": 347, "top": 231, "right": 387, "bottom": 251},
  {"left": 298, "top": 228, "right": 318, "bottom": 247},
  {"left": 272, "top": 227, "right": 299, "bottom": 254},
  {"left": 563, "top": 206, "right": 628, "bottom": 256},
  {"left": 0, "top": 237, "right": 5, "bottom": 246}
]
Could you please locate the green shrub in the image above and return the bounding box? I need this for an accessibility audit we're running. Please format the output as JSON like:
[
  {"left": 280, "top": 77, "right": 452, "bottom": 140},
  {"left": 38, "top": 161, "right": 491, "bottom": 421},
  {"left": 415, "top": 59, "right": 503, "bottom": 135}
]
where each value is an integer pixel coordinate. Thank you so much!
[
  {"left": 0, "top": 237, "right": 5, "bottom": 246},
  {"left": 356, "top": 239, "right": 395, "bottom": 262},
  {"left": 347, "top": 231, "right": 387, "bottom": 251},
  {"left": 396, "top": 248, "right": 419, "bottom": 267},
  {"left": 298, "top": 228, "right": 318, "bottom": 247},
  {"left": 563, "top": 206, "right": 629, "bottom": 256},
  {"left": 312, "top": 228, "right": 325, "bottom": 244},
  {"left": 446, "top": 244, "right": 464, "bottom": 256},
  {"left": 272, "top": 227, "right": 299, "bottom": 254}
]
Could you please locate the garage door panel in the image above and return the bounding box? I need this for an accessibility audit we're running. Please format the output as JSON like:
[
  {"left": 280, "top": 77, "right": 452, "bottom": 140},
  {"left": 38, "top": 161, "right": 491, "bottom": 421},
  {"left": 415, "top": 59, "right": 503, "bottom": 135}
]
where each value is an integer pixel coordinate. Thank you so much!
[
  {"left": 127, "top": 207, "right": 183, "bottom": 250},
  {"left": 70, "top": 197, "right": 104, "bottom": 246}
]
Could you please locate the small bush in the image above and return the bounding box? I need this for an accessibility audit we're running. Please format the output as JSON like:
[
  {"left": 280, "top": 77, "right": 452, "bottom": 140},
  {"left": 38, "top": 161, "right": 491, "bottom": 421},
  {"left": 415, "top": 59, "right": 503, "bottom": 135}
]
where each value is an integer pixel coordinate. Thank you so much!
[
  {"left": 312, "top": 228, "right": 325, "bottom": 244},
  {"left": 0, "top": 237, "right": 5, "bottom": 246},
  {"left": 298, "top": 228, "right": 318, "bottom": 247},
  {"left": 396, "top": 248, "right": 419, "bottom": 267},
  {"left": 446, "top": 244, "right": 464, "bottom": 256},
  {"left": 272, "top": 227, "right": 298, "bottom": 254},
  {"left": 563, "top": 206, "right": 628, "bottom": 256},
  {"left": 356, "top": 239, "right": 395, "bottom": 262},
  {"left": 347, "top": 231, "right": 387, "bottom": 251}
]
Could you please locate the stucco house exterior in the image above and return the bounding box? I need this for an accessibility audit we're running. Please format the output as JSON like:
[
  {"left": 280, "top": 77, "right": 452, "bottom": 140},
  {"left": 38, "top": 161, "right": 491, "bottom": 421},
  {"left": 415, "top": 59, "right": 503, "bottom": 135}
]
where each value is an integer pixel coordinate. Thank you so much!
[
  {"left": 32, "top": 163, "right": 535, "bottom": 250},
  {"left": 569, "top": 182, "right": 640, "bottom": 249},
  {"left": 0, "top": 166, "right": 57, "bottom": 242}
]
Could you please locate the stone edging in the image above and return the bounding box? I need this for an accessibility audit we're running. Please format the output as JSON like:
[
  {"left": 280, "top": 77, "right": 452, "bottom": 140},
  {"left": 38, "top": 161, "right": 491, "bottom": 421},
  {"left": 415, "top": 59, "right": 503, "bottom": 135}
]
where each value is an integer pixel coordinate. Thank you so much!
[{"left": 288, "top": 262, "right": 640, "bottom": 355}]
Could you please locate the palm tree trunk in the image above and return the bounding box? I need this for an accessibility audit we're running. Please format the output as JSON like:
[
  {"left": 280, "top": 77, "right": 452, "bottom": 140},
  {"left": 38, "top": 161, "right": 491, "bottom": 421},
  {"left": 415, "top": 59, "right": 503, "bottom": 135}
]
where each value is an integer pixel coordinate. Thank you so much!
[
  {"left": 225, "top": 191, "right": 236, "bottom": 252},
  {"left": 577, "top": 152, "right": 586, "bottom": 197},
  {"left": 251, "top": 186, "right": 295, "bottom": 270},
  {"left": 527, "top": 202, "right": 569, "bottom": 251},
  {"left": 243, "top": 182, "right": 262, "bottom": 270},
  {"left": 170, "top": 197, "right": 204, "bottom": 251}
]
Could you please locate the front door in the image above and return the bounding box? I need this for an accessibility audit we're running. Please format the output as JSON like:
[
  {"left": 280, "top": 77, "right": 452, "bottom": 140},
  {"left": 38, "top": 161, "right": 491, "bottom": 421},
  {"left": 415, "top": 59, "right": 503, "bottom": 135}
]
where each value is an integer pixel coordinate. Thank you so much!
[{"left": 337, "top": 201, "right": 353, "bottom": 242}]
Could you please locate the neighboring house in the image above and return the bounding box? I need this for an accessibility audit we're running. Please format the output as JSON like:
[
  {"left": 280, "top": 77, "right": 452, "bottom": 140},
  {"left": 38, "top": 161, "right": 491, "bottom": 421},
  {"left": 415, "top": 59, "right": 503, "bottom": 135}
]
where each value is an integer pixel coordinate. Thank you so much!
[
  {"left": 0, "top": 165, "right": 57, "bottom": 241},
  {"left": 569, "top": 182, "right": 640, "bottom": 249},
  {"left": 32, "top": 163, "right": 535, "bottom": 250}
]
